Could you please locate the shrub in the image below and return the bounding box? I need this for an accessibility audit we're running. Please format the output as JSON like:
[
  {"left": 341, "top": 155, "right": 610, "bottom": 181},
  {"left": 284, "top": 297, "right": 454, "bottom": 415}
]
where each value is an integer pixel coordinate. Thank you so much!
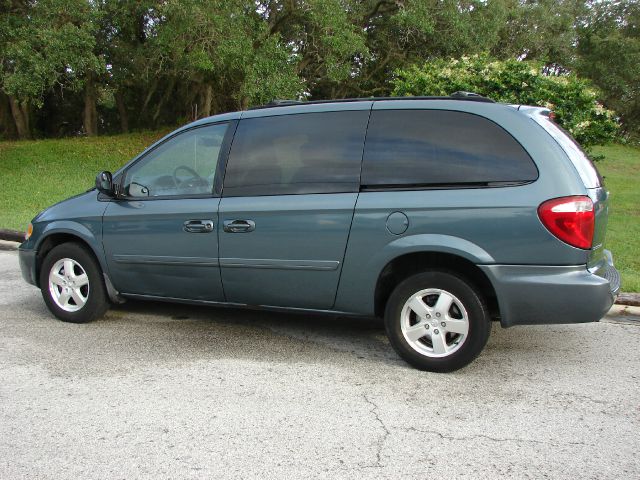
[{"left": 392, "top": 55, "right": 619, "bottom": 149}]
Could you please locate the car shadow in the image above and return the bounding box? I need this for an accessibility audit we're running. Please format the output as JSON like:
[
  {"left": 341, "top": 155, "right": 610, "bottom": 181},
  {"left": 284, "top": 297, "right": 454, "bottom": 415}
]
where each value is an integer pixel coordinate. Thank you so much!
[
  {"left": 106, "top": 298, "right": 397, "bottom": 363},
  {"left": 12, "top": 292, "right": 604, "bottom": 377}
]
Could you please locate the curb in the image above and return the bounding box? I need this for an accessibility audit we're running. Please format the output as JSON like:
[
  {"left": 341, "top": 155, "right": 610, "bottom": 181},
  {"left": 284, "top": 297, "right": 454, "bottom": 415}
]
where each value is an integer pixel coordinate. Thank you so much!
[
  {"left": 615, "top": 293, "right": 640, "bottom": 307},
  {"left": 0, "top": 229, "right": 25, "bottom": 243}
]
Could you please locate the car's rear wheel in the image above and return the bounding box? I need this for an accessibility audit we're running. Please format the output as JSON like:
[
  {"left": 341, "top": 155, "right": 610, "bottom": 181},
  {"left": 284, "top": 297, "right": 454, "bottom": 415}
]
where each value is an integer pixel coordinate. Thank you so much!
[
  {"left": 39, "top": 243, "right": 109, "bottom": 323},
  {"left": 384, "top": 271, "right": 491, "bottom": 372}
]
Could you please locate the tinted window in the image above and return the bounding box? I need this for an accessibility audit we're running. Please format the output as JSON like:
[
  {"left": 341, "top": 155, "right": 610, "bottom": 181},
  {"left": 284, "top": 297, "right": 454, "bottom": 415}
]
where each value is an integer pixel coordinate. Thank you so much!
[
  {"left": 362, "top": 110, "right": 537, "bottom": 186},
  {"left": 124, "top": 123, "right": 228, "bottom": 197},
  {"left": 223, "top": 111, "right": 369, "bottom": 196}
]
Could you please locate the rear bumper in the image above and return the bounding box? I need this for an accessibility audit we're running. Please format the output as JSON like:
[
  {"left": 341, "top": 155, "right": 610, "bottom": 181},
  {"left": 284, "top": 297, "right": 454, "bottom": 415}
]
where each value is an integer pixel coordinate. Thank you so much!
[
  {"left": 18, "top": 246, "right": 37, "bottom": 287},
  {"left": 481, "top": 257, "right": 619, "bottom": 327},
  {"left": 592, "top": 249, "right": 621, "bottom": 296}
]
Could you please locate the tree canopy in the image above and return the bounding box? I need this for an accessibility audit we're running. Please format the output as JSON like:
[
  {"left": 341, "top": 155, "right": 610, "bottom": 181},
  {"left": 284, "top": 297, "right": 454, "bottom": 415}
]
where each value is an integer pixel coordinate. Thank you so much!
[{"left": 0, "top": 0, "right": 638, "bottom": 140}]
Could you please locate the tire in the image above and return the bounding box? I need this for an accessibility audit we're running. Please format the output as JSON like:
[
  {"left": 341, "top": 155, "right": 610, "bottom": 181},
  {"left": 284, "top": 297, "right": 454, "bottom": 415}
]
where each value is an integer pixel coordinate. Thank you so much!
[
  {"left": 384, "top": 271, "right": 491, "bottom": 372},
  {"left": 39, "top": 242, "right": 109, "bottom": 323}
]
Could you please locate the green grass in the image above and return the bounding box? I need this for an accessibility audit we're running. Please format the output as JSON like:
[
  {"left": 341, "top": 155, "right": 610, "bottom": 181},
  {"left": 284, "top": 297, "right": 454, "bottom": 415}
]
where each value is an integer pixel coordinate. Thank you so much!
[
  {"left": 0, "top": 131, "right": 169, "bottom": 231},
  {"left": 593, "top": 144, "right": 640, "bottom": 292},
  {"left": 1, "top": 134, "right": 638, "bottom": 291}
]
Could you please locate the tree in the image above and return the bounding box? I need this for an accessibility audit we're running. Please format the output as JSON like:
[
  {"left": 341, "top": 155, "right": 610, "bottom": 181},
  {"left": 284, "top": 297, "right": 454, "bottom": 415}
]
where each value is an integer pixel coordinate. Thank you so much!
[
  {"left": 1, "top": 0, "right": 633, "bottom": 140},
  {"left": 308, "top": 0, "right": 510, "bottom": 98},
  {"left": 0, "top": 0, "right": 103, "bottom": 138},
  {"left": 140, "top": 0, "right": 302, "bottom": 121},
  {"left": 577, "top": 0, "right": 640, "bottom": 137},
  {"left": 94, "top": 0, "right": 160, "bottom": 133},
  {"left": 491, "top": 0, "right": 587, "bottom": 65}
]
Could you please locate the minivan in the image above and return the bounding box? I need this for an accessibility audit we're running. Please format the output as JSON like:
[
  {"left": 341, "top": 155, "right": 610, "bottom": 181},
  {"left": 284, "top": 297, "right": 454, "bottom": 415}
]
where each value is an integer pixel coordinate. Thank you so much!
[{"left": 19, "top": 94, "right": 620, "bottom": 371}]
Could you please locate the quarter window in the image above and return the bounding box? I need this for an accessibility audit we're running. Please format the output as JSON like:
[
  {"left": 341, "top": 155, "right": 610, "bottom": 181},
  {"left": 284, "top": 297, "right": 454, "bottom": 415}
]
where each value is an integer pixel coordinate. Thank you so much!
[
  {"left": 361, "top": 110, "right": 537, "bottom": 187},
  {"left": 124, "top": 123, "right": 228, "bottom": 197},
  {"left": 222, "top": 111, "right": 369, "bottom": 196}
]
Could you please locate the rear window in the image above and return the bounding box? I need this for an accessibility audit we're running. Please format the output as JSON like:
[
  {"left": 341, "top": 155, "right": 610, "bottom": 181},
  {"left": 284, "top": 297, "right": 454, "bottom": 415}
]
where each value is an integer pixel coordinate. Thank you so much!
[
  {"left": 223, "top": 111, "right": 369, "bottom": 196},
  {"left": 531, "top": 114, "right": 602, "bottom": 188},
  {"left": 361, "top": 110, "right": 538, "bottom": 187}
]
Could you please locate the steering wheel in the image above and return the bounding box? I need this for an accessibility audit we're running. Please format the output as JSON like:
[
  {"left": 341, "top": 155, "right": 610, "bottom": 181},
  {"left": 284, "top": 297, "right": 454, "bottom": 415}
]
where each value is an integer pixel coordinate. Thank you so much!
[{"left": 172, "top": 165, "right": 209, "bottom": 190}]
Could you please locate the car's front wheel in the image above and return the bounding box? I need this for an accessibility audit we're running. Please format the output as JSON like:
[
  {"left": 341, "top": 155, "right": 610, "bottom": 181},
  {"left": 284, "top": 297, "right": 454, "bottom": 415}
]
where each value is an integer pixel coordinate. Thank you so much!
[
  {"left": 39, "top": 243, "right": 109, "bottom": 323},
  {"left": 384, "top": 271, "right": 491, "bottom": 372}
]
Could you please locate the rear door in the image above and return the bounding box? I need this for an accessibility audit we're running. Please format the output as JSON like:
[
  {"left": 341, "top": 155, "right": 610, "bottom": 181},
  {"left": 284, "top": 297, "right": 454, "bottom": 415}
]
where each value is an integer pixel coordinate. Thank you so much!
[
  {"left": 218, "top": 107, "right": 370, "bottom": 309},
  {"left": 528, "top": 112, "right": 609, "bottom": 268},
  {"left": 102, "top": 122, "right": 233, "bottom": 301}
]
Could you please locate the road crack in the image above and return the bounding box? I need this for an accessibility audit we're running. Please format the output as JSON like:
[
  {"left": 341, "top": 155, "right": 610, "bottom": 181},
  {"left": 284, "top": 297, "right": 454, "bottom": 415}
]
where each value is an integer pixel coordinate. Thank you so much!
[
  {"left": 362, "top": 394, "right": 391, "bottom": 468},
  {"left": 404, "top": 427, "right": 595, "bottom": 448}
]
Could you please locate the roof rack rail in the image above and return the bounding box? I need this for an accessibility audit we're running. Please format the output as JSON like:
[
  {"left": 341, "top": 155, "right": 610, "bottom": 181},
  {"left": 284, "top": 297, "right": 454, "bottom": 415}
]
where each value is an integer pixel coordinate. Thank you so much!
[
  {"left": 264, "top": 100, "right": 304, "bottom": 107},
  {"left": 249, "top": 99, "right": 303, "bottom": 110},
  {"left": 249, "top": 93, "right": 494, "bottom": 110},
  {"left": 449, "top": 91, "right": 492, "bottom": 101}
]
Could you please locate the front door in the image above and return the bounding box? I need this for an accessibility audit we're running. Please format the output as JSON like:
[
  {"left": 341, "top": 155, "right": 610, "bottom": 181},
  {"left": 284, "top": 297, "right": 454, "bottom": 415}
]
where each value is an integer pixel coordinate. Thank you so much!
[
  {"left": 218, "top": 108, "right": 370, "bottom": 309},
  {"left": 102, "top": 122, "right": 231, "bottom": 301}
]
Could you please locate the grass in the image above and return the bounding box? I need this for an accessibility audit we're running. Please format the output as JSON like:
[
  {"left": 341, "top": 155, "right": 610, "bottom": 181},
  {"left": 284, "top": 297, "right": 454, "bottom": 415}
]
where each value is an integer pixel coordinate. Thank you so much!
[
  {"left": 0, "top": 131, "right": 169, "bottom": 231},
  {"left": 593, "top": 144, "right": 640, "bottom": 291},
  {"left": 0, "top": 133, "right": 638, "bottom": 291}
]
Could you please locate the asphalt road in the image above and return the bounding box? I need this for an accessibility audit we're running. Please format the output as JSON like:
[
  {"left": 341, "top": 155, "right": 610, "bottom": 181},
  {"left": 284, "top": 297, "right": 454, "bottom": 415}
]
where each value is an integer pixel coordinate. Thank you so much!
[{"left": 1, "top": 248, "right": 639, "bottom": 479}]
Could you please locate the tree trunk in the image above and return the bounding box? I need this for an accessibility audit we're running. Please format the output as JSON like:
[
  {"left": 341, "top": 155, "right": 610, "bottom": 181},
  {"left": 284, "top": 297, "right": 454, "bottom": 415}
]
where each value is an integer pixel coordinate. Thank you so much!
[
  {"left": 115, "top": 91, "right": 129, "bottom": 133},
  {"left": 141, "top": 78, "right": 158, "bottom": 116},
  {"left": 0, "top": 93, "right": 18, "bottom": 139},
  {"left": 201, "top": 84, "right": 213, "bottom": 118},
  {"left": 152, "top": 77, "right": 176, "bottom": 125},
  {"left": 210, "top": 94, "right": 219, "bottom": 116},
  {"left": 83, "top": 74, "right": 98, "bottom": 136},
  {"left": 7, "top": 95, "right": 31, "bottom": 139}
]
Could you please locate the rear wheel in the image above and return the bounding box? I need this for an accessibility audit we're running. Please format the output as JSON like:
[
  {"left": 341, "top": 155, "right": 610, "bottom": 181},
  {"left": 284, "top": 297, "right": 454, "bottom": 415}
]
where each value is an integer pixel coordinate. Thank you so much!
[
  {"left": 39, "top": 243, "right": 109, "bottom": 323},
  {"left": 384, "top": 271, "right": 491, "bottom": 372}
]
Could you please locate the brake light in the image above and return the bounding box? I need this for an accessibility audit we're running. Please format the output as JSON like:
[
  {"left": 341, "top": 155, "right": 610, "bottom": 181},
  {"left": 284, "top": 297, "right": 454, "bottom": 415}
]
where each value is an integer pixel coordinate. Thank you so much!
[{"left": 538, "top": 196, "right": 594, "bottom": 249}]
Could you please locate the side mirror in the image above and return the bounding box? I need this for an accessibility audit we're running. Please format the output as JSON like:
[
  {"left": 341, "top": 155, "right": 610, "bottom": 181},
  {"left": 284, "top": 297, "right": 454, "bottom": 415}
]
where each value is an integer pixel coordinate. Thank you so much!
[{"left": 95, "top": 171, "right": 114, "bottom": 196}]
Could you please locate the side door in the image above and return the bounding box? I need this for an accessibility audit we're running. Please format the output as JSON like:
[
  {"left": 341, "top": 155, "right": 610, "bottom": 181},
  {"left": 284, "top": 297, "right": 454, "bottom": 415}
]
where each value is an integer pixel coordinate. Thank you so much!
[
  {"left": 102, "top": 122, "right": 233, "bottom": 301},
  {"left": 218, "top": 108, "right": 371, "bottom": 309}
]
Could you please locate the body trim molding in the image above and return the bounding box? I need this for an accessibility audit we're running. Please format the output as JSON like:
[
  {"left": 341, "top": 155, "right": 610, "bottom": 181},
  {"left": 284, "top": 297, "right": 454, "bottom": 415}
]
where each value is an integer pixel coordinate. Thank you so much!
[
  {"left": 113, "top": 255, "right": 219, "bottom": 267},
  {"left": 219, "top": 257, "right": 339, "bottom": 271}
]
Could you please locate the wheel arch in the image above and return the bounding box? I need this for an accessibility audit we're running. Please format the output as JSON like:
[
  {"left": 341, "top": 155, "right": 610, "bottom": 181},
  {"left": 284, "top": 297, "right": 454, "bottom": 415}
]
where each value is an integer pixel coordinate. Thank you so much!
[
  {"left": 34, "top": 224, "right": 106, "bottom": 286},
  {"left": 373, "top": 251, "right": 500, "bottom": 320}
]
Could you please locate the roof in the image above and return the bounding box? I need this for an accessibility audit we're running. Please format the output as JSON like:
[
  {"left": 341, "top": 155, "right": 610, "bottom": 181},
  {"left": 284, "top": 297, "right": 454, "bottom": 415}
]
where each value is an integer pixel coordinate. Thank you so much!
[{"left": 248, "top": 92, "right": 495, "bottom": 110}]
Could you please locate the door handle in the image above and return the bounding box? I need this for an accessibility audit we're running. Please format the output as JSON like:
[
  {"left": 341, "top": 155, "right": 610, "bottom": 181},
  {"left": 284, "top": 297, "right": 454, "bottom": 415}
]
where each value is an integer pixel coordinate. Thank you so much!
[
  {"left": 183, "top": 220, "right": 214, "bottom": 233},
  {"left": 223, "top": 219, "right": 256, "bottom": 233}
]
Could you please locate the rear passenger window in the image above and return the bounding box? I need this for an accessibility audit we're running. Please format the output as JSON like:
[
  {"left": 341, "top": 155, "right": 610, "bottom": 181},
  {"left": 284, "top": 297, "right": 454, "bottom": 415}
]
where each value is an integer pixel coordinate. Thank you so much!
[
  {"left": 223, "top": 111, "right": 369, "bottom": 196},
  {"left": 361, "top": 110, "right": 538, "bottom": 187}
]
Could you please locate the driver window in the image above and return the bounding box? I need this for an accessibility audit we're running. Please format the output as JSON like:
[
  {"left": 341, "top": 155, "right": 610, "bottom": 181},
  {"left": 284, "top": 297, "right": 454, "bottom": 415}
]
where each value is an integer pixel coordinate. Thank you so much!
[{"left": 124, "top": 123, "right": 228, "bottom": 197}]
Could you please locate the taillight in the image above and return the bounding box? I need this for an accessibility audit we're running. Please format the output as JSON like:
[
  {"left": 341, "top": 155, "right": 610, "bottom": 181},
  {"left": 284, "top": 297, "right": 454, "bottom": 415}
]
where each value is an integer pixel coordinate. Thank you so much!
[{"left": 538, "top": 196, "right": 594, "bottom": 249}]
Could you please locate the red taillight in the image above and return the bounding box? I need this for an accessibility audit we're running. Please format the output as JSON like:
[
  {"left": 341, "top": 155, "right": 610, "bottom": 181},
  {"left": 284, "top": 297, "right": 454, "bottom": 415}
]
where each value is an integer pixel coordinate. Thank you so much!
[{"left": 538, "top": 196, "right": 595, "bottom": 249}]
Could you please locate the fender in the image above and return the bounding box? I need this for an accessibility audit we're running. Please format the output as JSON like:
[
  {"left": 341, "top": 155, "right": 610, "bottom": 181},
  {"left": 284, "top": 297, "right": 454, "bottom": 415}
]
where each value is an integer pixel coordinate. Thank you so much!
[
  {"left": 334, "top": 234, "right": 494, "bottom": 315},
  {"left": 36, "top": 221, "right": 108, "bottom": 274},
  {"left": 375, "top": 234, "right": 495, "bottom": 266}
]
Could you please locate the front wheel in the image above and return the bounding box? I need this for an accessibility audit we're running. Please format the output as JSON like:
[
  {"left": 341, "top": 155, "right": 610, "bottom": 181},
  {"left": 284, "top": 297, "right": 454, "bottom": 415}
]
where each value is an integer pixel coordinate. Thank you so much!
[
  {"left": 384, "top": 271, "right": 491, "bottom": 372},
  {"left": 39, "top": 243, "right": 109, "bottom": 323}
]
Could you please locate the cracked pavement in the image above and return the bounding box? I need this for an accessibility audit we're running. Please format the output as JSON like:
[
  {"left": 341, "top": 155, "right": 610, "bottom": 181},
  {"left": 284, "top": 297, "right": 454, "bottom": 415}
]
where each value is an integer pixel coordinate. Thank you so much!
[{"left": 1, "top": 249, "right": 639, "bottom": 479}]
